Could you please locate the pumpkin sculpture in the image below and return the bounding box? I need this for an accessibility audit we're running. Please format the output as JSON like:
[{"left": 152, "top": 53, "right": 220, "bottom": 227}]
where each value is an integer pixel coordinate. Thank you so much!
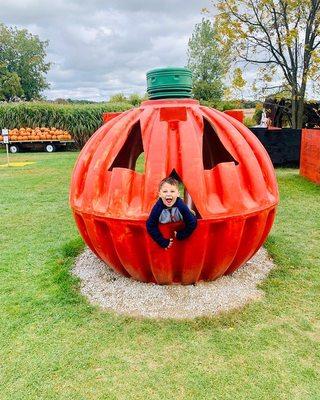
[{"left": 70, "top": 68, "right": 278, "bottom": 284}]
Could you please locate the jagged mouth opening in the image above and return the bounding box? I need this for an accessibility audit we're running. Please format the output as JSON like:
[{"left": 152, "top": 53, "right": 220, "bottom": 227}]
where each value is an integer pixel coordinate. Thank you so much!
[
  {"left": 168, "top": 169, "right": 201, "bottom": 218},
  {"left": 107, "top": 115, "right": 239, "bottom": 219}
]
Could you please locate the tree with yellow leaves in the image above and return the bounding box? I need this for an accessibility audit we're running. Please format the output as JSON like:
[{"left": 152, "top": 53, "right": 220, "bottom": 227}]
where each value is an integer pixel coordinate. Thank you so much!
[
  {"left": 232, "top": 67, "right": 247, "bottom": 98},
  {"left": 213, "top": 0, "right": 320, "bottom": 128}
]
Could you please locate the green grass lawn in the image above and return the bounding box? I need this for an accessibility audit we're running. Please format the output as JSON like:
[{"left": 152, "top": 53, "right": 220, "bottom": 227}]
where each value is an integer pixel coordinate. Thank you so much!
[{"left": 0, "top": 151, "right": 319, "bottom": 400}]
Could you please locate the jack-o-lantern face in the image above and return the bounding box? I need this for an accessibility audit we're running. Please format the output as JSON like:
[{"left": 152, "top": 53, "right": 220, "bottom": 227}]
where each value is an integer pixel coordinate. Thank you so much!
[{"left": 70, "top": 99, "right": 278, "bottom": 284}]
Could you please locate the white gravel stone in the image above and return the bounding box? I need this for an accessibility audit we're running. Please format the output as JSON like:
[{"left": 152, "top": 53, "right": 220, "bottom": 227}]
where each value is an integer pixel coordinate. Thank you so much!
[{"left": 72, "top": 247, "right": 275, "bottom": 319}]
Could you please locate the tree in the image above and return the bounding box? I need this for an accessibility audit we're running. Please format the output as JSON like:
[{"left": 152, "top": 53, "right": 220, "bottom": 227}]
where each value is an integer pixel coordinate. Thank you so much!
[
  {"left": 214, "top": 0, "right": 320, "bottom": 128},
  {"left": 128, "top": 93, "right": 147, "bottom": 106},
  {"left": 231, "top": 67, "right": 247, "bottom": 99},
  {"left": 224, "top": 67, "right": 247, "bottom": 100},
  {"left": 0, "top": 23, "right": 51, "bottom": 100},
  {"left": 109, "top": 93, "right": 128, "bottom": 103},
  {"left": 0, "top": 65, "right": 23, "bottom": 101},
  {"left": 187, "top": 18, "right": 227, "bottom": 101}
]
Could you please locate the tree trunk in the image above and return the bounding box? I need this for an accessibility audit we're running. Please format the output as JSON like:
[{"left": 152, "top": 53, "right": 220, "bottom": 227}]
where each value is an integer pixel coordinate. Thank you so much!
[
  {"left": 296, "top": 98, "right": 305, "bottom": 129},
  {"left": 291, "top": 95, "right": 297, "bottom": 129},
  {"left": 296, "top": 83, "right": 307, "bottom": 129}
]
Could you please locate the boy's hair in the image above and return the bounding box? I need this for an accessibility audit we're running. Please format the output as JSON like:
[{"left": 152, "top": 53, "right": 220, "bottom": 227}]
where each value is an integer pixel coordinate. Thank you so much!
[{"left": 159, "top": 177, "right": 179, "bottom": 191}]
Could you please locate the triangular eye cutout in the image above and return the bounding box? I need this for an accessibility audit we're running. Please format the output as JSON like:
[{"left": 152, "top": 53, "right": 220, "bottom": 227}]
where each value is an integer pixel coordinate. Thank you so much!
[
  {"left": 168, "top": 169, "right": 201, "bottom": 219},
  {"left": 109, "top": 120, "right": 145, "bottom": 172},
  {"left": 202, "top": 118, "right": 238, "bottom": 170}
]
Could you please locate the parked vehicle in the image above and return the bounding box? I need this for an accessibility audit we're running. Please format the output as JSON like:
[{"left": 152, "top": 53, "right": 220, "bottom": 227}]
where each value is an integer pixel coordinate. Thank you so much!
[{"left": 0, "top": 127, "right": 74, "bottom": 152}]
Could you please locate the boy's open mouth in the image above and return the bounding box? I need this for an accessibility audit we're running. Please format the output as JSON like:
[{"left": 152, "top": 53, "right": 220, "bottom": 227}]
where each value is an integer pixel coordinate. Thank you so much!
[{"left": 165, "top": 196, "right": 173, "bottom": 205}]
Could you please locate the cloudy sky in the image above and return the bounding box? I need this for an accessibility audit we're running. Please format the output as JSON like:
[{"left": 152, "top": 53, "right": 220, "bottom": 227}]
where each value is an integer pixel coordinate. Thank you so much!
[{"left": 1, "top": 0, "right": 214, "bottom": 101}]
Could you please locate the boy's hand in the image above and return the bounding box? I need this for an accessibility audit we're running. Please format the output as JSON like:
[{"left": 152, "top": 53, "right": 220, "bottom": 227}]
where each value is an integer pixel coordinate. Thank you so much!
[{"left": 165, "top": 238, "right": 174, "bottom": 250}]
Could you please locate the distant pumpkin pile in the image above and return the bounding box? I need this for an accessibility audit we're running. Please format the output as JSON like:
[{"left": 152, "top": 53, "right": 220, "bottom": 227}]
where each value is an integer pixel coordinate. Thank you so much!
[{"left": 0, "top": 127, "right": 72, "bottom": 141}]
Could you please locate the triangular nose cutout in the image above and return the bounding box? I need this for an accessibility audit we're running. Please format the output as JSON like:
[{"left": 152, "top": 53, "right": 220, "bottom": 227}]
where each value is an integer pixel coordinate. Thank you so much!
[{"left": 168, "top": 169, "right": 201, "bottom": 219}]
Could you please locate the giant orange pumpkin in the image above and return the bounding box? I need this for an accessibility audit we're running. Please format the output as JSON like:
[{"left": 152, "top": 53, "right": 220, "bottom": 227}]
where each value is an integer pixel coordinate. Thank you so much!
[{"left": 70, "top": 68, "right": 278, "bottom": 284}]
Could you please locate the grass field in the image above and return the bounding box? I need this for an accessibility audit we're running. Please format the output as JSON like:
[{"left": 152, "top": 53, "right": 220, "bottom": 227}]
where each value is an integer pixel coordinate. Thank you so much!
[{"left": 0, "top": 151, "right": 319, "bottom": 400}]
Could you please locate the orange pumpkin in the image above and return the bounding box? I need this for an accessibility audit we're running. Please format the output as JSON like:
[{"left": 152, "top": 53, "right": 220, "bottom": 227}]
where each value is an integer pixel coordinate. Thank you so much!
[{"left": 70, "top": 99, "right": 278, "bottom": 284}]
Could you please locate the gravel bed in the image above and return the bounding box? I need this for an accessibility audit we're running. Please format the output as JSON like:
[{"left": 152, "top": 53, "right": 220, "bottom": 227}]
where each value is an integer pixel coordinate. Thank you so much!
[{"left": 72, "top": 247, "right": 275, "bottom": 319}]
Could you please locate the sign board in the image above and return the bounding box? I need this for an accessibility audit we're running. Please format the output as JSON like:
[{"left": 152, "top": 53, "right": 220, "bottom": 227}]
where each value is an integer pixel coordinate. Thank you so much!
[
  {"left": 1, "top": 129, "right": 9, "bottom": 144},
  {"left": 1, "top": 128, "right": 10, "bottom": 166}
]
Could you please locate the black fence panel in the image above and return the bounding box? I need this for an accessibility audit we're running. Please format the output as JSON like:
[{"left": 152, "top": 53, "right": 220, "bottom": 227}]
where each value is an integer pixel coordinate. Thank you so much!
[{"left": 250, "top": 128, "right": 302, "bottom": 167}]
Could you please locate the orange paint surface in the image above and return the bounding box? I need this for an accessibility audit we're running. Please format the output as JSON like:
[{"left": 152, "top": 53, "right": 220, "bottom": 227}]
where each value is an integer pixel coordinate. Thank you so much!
[
  {"left": 70, "top": 99, "right": 278, "bottom": 284},
  {"left": 102, "top": 112, "right": 123, "bottom": 123},
  {"left": 300, "top": 129, "right": 320, "bottom": 184},
  {"left": 224, "top": 109, "right": 244, "bottom": 123}
]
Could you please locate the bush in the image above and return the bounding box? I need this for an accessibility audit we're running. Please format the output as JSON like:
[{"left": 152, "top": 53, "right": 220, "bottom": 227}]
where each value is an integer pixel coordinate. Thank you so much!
[
  {"left": 200, "top": 99, "right": 260, "bottom": 111},
  {"left": 128, "top": 93, "right": 146, "bottom": 107},
  {"left": 244, "top": 116, "right": 255, "bottom": 127},
  {"left": 253, "top": 104, "right": 263, "bottom": 124},
  {"left": 0, "top": 101, "right": 132, "bottom": 148},
  {"left": 200, "top": 99, "right": 242, "bottom": 111},
  {"left": 109, "top": 93, "right": 128, "bottom": 103}
]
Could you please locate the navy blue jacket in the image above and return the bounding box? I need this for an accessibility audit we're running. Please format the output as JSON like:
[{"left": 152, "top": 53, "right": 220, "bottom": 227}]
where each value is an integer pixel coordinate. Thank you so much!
[{"left": 146, "top": 197, "right": 197, "bottom": 248}]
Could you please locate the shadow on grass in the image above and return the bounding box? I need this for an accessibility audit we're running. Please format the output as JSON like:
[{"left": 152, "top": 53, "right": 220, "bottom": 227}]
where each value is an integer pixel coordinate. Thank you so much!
[{"left": 43, "top": 236, "right": 87, "bottom": 308}]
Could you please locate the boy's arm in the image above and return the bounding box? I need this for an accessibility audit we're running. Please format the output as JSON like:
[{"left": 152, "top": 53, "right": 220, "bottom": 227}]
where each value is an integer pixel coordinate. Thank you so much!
[
  {"left": 146, "top": 202, "right": 171, "bottom": 248},
  {"left": 175, "top": 199, "right": 197, "bottom": 240}
]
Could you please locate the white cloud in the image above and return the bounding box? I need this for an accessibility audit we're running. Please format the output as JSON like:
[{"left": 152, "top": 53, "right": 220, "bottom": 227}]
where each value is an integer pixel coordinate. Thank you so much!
[
  {"left": 3, "top": 0, "right": 314, "bottom": 101},
  {"left": 0, "top": 0, "right": 210, "bottom": 100}
]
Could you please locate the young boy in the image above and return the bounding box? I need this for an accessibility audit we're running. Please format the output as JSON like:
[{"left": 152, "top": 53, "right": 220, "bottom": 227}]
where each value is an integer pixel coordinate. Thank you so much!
[{"left": 146, "top": 177, "right": 197, "bottom": 249}]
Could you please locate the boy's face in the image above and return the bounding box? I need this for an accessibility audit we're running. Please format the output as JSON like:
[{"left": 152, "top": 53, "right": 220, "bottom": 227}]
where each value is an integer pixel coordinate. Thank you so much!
[{"left": 159, "top": 182, "right": 180, "bottom": 207}]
